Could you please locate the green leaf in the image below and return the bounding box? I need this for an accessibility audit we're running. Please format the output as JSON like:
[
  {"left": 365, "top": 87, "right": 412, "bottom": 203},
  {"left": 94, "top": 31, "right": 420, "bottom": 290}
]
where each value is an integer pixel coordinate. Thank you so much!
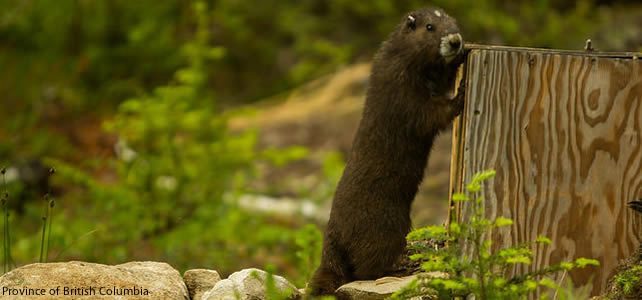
[
  {"left": 476, "top": 169, "right": 497, "bottom": 181},
  {"left": 409, "top": 253, "right": 423, "bottom": 261},
  {"left": 449, "top": 223, "right": 461, "bottom": 236},
  {"left": 452, "top": 193, "right": 469, "bottom": 202},
  {"left": 560, "top": 262, "right": 574, "bottom": 270},
  {"left": 524, "top": 279, "right": 538, "bottom": 291},
  {"left": 535, "top": 235, "right": 552, "bottom": 245},
  {"left": 421, "top": 259, "right": 448, "bottom": 272},
  {"left": 538, "top": 277, "right": 558, "bottom": 289},
  {"left": 575, "top": 258, "right": 600, "bottom": 268},
  {"left": 506, "top": 256, "right": 532, "bottom": 265},
  {"left": 462, "top": 277, "right": 479, "bottom": 288},
  {"left": 494, "top": 217, "right": 513, "bottom": 227},
  {"left": 492, "top": 277, "right": 507, "bottom": 288},
  {"left": 120, "top": 99, "right": 143, "bottom": 113},
  {"left": 261, "top": 146, "right": 309, "bottom": 167},
  {"left": 441, "top": 279, "right": 467, "bottom": 291},
  {"left": 208, "top": 47, "right": 226, "bottom": 59},
  {"left": 466, "top": 181, "right": 481, "bottom": 193},
  {"left": 466, "top": 170, "right": 496, "bottom": 192},
  {"left": 407, "top": 226, "right": 448, "bottom": 241}
]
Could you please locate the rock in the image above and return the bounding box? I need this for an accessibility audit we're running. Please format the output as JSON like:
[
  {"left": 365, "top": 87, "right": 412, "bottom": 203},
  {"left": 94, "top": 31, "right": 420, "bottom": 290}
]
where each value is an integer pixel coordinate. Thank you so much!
[
  {"left": 0, "top": 261, "right": 188, "bottom": 299},
  {"left": 184, "top": 269, "right": 221, "bottom": 300},
  {"left": 202, "top": 268, "right": 300, "bottom": 300},
  {"left": 336, "top": 273, "right": 446, "bottom": 300}
]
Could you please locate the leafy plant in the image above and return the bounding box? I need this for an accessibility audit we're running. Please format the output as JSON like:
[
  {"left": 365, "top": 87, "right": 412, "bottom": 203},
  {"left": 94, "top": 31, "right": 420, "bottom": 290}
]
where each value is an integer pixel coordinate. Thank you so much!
[
  {"left": 294, "top": 224, "right": 323, "bottom": 287},
  {"left": 391, "top": 170, "right": 599, "bottom": 300},
  {"left": 33, "top": 1, "right": 321, "bottom": 282},
  {"left": 612, "top": 263, "right": 642, "bottom": 297}
]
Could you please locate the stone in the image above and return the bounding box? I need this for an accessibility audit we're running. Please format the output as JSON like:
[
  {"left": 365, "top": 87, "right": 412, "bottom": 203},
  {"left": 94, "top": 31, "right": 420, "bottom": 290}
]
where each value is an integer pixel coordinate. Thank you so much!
[
  {"left": 202, "top": 268, "right": 300, "bottom": 300},
  {"left": 0, "top": 261, "right": 188, "bottom": 299},
  {"left": 184, "top": 269, "right": 221, "bottom": 300},
  {"left": 336, "top": 273, "right": 446, "bottom": 300}
]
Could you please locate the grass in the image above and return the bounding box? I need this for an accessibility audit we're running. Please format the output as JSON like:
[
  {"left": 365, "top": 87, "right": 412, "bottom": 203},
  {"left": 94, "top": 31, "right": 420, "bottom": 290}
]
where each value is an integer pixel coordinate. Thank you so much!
[{"left": 1, "top": 166, "right": 13, "bottom": 272}]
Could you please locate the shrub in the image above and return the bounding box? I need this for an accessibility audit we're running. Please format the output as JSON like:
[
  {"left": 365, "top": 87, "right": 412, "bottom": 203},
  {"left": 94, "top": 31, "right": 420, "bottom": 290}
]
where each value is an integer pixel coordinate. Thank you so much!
[
  {"left": 40, "top": 1, "right": 319, "bottom": 280},
  {"left": 392, "top": 170, "right": 599, "bottom": 300}
]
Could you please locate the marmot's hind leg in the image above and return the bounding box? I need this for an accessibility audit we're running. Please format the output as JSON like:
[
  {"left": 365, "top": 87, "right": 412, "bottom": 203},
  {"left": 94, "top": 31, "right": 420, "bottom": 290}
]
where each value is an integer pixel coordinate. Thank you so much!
[
  {"left": 351, "top": 237, "right": 405, "bottom": 280},
  {"left": 308, "top": 243, "right": 353, "bottom": 296},
  {"left": 308, "top": 266, "right": 344, "bottom": 296}
]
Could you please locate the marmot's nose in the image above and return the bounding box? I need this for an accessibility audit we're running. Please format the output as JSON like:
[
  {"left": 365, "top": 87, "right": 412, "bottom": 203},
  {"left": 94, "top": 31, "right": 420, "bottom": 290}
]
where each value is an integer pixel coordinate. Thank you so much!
[{"left": 449, "top": 34, "right": 462, "bottom": 49}]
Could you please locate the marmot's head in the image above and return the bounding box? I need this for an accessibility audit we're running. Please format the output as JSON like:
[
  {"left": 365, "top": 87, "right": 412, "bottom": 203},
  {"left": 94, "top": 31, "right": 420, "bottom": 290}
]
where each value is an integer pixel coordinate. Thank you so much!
[{"left": 386, "top": 7, "right": 464, "bottom": 67}]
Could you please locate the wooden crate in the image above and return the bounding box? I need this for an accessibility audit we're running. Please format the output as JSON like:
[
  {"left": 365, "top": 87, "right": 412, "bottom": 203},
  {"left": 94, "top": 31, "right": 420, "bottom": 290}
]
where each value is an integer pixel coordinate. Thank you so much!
[{"left": 449, "top": 44, "right": 642, "bottom": 295}]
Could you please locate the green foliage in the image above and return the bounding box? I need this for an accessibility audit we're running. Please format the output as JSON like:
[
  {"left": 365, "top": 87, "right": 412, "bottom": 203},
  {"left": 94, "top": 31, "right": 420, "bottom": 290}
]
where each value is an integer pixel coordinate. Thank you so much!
[
  {"left": 100, "top": 1, "right": 304, "bottom": 274},
  {"left": 93, "top": 1, "right": 254, "bottom": 269},
  {"left": 553, "top": 280, "right": 593, "bottom": 300},
  {"left": 294, "top": 224, "right": 323, "bottom": 287},
  {"left": 15, "top": 2, "right": 323, "bottom": 282},
  {"left": 613, "top": 263, "right": 642, "bottom": 297},
  {"left": 1, "top": 167, "right": 13, "bottom": 273},
  {"left": 392, "top": 170, "right": 600, "bottom": 300},
  {"left": 0, "top": 0, "right": 609, "bottom": 143},
  {"left": 262, "top": 147, "right": 309, "bottom": 168}
]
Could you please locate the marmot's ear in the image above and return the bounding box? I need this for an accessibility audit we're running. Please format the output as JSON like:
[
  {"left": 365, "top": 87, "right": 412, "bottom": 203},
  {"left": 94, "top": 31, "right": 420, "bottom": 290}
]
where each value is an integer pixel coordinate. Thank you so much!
[{"left": 406, "top": 15, "right": 416, "bottom": 30}]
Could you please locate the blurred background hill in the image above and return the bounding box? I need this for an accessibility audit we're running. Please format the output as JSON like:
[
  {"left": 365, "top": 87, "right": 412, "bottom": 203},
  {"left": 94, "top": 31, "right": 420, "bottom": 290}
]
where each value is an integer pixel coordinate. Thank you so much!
[{"left": 0, "top": 0, "right": 640, "bottom": 284}]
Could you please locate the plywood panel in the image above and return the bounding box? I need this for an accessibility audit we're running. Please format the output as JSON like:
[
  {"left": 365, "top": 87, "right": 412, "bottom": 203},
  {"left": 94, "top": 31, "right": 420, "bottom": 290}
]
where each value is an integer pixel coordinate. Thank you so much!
[{"left": 452, "top": 48, "right": 642, "bottom": 295}]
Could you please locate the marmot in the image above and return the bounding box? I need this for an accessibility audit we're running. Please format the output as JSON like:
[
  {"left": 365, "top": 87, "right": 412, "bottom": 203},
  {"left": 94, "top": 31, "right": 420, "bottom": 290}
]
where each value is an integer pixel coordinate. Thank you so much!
[{"left": 309, "top": 7, "right": 466, "bottom": 296}]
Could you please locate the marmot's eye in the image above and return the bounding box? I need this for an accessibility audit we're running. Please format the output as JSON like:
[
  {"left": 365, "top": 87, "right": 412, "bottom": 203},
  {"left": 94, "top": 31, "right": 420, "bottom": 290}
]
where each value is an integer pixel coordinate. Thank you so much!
[
  {"left": 426, "top": 24, "right": 434, "bottom": 31},
  {"left": 406, "top": 15, "right": 416, "bottom": 30}
]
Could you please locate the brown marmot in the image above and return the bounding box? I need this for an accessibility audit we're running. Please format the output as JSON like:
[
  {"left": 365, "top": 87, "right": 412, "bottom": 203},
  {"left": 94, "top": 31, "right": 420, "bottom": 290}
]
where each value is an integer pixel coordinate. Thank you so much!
[{"left": 309, "top": 7, "right": 466, "bottom": 296}]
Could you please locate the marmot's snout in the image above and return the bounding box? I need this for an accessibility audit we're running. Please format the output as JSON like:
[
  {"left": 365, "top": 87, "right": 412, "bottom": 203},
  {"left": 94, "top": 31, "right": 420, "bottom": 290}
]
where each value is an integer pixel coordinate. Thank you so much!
[{"left": 440, "top": 33, "right": 463, "bottom": 62}]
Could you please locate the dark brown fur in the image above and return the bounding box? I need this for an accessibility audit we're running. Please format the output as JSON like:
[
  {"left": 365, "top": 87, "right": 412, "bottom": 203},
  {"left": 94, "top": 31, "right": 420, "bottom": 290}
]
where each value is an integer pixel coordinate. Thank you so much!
[{"left": 309, "top": 7, "right": 466, "bottom": 296}]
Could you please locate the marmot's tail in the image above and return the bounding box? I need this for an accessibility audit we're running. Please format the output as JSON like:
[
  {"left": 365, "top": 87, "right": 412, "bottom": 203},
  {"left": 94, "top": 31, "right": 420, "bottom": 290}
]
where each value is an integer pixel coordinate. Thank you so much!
[{"left": 628, "top": 199, "right": 642, "bottom": 214}]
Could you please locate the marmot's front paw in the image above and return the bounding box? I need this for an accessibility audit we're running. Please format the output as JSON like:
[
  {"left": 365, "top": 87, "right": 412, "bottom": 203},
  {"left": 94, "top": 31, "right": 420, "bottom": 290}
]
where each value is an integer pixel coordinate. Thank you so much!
[
  {"left": 458, "top": 78, "right": 466, "bottom": 93},
  {"left": 453, "top": 80, "right": 466, "bottom": 114},
  {"left": 452, "top": 91, "right": 465, "bottom": 116},
  {"left": 453, "top": 97, "right": 465, "bottom": 116}
]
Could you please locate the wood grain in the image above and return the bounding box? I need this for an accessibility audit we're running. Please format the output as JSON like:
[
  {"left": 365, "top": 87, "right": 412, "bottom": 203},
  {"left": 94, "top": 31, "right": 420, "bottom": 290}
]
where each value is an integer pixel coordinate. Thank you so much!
[{"left": 452, "top": 49, "right": 642, "bottom": 295}]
